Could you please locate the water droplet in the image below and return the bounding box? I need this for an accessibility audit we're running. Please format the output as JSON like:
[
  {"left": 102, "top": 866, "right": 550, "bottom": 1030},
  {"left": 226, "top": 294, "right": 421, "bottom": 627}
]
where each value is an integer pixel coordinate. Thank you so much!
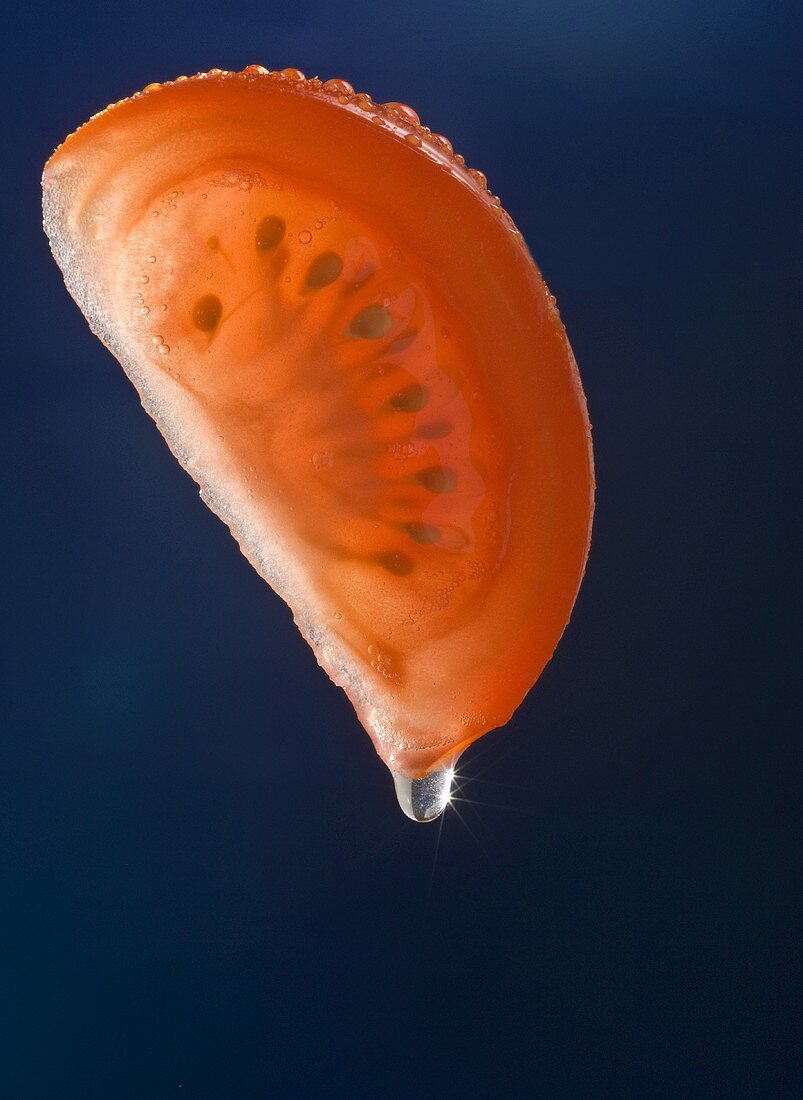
[
  {"left": 431, "top": 133, "right": 453, "bottom": 154},
  {"left": 468, "top": 168, "right": 487, "bottom": 189},
  {"left": 281, "top": 67, "right": 305, "bottom": 82},
  {"left": 243, "top": 64, "right": 269, "bottom": 76},
  {"left": 368, "top": 643, "right": 394, "bottom": 674},
  {"left": 404, "top": 133, "right": 422, "bottom": 148},
  {"left": 298, "top": 229, "right": 313, "bottom": 245},
  {"left": 324, "top": 79, "right": 354, "bottom": 96},
  {"left": 311, "top": 451, "right": 333, "bottom": 469},
  {"left": 392, "top": 766, "right": 455, "bottom": 823},
  {"left": 383, "top": 101, "right": 420, "bottom": 125}
]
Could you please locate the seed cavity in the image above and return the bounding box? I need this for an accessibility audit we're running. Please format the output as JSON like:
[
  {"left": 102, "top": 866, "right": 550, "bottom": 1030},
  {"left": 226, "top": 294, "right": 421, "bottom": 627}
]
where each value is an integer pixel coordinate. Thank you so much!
[
  {"left": 417, "top": 419, "right": 452, "bottom": 440},
  {"left": 405, "top": 522, "right": 441, "bottom": 545},
  {"left": 306, "top": 251, "right": 343, "bottom": 289},
  {"left": 385, "top": 329, "right": 418, "bottom": 354},
  {"left": 193, "top": 294, "right": 223, "bottom": 332},
  {"left": 376, "top": 551, "right": 414, "bottom": 576},
  {"left": 440, "top": 525, "right": 471, "bottom": 551},
  {"left": 416, "top": 466, "right": 457, "bottom": 493},
  {"left": 256, "top": 215, "right": 286, "bottom": 252},
  {"left": 389, "top": 384, "right": 429, "bottom": 412},
  {"left": 350, "top": 304, "right": 393, "bottom": 339}
]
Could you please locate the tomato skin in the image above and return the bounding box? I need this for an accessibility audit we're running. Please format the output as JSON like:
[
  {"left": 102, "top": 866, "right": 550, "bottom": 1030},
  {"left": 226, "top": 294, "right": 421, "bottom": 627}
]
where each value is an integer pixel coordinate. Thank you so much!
[{"left": 43, "top": 69, "right": 594, "bottom": 778}]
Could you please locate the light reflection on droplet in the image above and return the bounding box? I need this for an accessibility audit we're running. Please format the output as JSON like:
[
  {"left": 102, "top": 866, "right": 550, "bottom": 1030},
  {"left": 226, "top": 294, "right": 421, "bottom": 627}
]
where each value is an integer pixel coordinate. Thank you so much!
[{"left": 392, "top": 764, "right": 456, "bottom": 822}]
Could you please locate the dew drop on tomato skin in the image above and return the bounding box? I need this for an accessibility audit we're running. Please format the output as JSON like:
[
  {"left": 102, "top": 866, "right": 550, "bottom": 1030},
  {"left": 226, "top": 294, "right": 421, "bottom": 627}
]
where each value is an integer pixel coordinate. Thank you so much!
[
  {"left": 42, "top": 67, "right": 594, "bottom": 822},
  {"left": 323, "top": 78, "right": 354, "bottom": 97},
  {"left": 383, "top": 101, "right": 420, "bottom": 126}
]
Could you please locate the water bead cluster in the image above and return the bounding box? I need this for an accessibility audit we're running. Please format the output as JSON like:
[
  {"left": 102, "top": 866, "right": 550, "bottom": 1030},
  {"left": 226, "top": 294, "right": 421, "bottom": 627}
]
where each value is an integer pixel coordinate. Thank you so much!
[{"left": 90, "top": 65, "right": 518, "bottom": 236}]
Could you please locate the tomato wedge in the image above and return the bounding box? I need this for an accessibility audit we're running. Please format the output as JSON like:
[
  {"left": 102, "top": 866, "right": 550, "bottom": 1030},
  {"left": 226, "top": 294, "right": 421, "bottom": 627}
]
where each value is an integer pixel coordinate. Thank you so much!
[{"left": 43, "top": 67, "right": 594, "bottom": 820}]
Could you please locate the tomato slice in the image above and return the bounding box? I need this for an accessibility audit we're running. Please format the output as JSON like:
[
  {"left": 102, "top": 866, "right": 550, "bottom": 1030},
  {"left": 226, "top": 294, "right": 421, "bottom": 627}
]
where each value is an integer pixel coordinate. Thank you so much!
[{"left": 43, "top": 68, "right": 594, "bottom": 816}]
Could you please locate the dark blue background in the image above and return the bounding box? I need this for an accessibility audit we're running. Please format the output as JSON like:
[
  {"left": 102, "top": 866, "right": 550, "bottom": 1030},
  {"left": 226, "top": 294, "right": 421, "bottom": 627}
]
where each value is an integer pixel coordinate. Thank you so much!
[{"left": 2, "top": 2, "right": 800, "bottom": 1096}]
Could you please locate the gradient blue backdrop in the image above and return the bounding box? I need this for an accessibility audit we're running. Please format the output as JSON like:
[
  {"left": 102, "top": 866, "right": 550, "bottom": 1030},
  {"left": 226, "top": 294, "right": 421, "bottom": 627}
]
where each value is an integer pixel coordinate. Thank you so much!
[{"left": 2, "top": 2, "right": 800, "bottom": 1096}]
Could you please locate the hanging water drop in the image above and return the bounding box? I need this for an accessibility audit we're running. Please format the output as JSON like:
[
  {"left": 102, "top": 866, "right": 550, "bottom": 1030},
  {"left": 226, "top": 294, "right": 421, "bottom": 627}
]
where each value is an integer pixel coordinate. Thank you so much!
[{"left": 392, "top": 764, "right": 456, "bottom": 823}]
